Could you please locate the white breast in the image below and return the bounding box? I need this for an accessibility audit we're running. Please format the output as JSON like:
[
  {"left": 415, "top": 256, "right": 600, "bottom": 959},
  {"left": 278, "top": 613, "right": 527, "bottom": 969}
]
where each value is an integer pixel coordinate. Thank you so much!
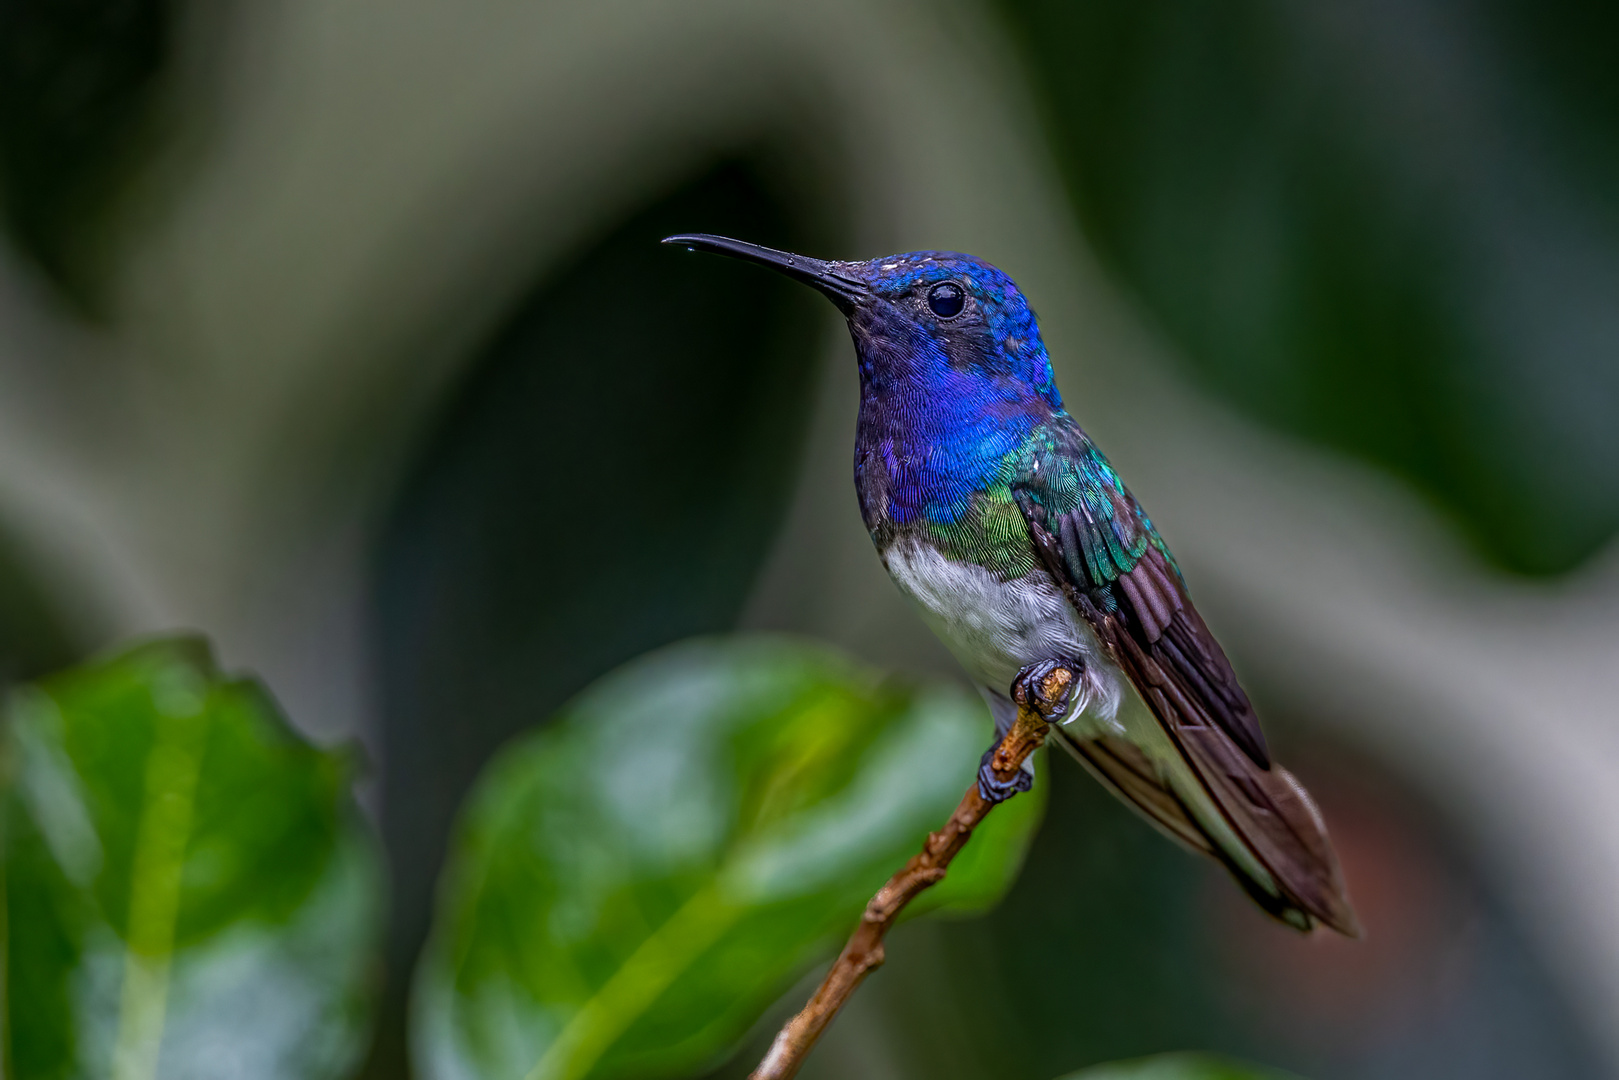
[{"left": 880, "top": 537, "right": 1126, "bottom": 731}]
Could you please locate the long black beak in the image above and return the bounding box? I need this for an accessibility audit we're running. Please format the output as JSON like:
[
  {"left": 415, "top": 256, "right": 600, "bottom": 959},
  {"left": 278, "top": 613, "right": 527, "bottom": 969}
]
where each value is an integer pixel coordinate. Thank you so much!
[{"left": 662, "top": 233, "right": 867, "bottom": 313}]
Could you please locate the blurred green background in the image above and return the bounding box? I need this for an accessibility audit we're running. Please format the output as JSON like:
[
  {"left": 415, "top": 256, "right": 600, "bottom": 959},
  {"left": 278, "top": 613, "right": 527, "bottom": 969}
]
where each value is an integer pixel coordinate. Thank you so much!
[{"left": 1, "top": 1, "right": 1616, "bottom": 1079}]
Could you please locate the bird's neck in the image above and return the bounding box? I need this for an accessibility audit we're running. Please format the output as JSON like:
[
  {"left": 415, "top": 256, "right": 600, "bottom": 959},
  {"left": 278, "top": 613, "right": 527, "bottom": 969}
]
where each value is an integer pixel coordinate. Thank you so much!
[{"left": 853, "top": 357, "right": 1053, "bottom": 541}]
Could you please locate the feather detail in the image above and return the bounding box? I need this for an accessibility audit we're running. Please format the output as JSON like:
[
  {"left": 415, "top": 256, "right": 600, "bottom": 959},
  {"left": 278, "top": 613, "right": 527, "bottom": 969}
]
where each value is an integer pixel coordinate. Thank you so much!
[
  {"left": 1052, "top": 728, "right": 1212, "bottom": 854},
  {"left": 1017, "top": 460, "right": 1270, "bottom": 769},
  {"left": 1013, "top": 434, "right": 1359, "bottom": 937}
]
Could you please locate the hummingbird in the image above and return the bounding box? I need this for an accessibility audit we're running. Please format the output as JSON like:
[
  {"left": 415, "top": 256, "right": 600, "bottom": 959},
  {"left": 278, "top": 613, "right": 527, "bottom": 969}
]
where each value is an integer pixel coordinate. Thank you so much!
[{"left": 665, "top": 234, "right": 1359, "bottom": 936}]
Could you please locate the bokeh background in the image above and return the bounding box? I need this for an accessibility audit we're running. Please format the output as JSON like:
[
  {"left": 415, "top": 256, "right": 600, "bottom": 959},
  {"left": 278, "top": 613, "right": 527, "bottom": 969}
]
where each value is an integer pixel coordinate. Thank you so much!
[{"left": 1, "top": 1, "right": 1617, "bottom": 1078}]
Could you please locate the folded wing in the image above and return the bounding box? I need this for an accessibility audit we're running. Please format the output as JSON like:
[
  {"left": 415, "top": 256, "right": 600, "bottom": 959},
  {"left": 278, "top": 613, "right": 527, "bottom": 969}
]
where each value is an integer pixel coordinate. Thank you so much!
[{"left": 1015, "top": 426, "right": 1359, "bottom": 936}]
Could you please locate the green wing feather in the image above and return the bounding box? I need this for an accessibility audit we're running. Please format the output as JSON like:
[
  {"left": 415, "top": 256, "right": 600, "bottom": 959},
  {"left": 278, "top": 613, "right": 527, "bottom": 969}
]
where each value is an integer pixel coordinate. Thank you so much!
[{"left": 1014, "top": 416, "right": 1360, "bottom": 937}]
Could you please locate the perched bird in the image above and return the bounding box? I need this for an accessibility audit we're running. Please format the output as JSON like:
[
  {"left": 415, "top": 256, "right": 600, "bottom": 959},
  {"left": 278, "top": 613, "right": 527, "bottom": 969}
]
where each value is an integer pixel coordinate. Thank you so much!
[{"left": 665, "top": 234, "right": 1359, "bottom": 936}]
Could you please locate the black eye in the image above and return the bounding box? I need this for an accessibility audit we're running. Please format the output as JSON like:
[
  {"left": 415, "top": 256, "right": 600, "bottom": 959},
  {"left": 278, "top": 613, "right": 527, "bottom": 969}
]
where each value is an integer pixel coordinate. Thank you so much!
[{"left": 927, "top": 282, "right": 965, "bottom": 318}]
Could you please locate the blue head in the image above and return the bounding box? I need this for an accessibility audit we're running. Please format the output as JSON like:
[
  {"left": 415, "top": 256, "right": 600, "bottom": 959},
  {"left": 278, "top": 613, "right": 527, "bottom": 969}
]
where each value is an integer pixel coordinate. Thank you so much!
[
  {"left": 666, "top": 234, "right": 1070, "bottom": 536},
  {"left": 663, "top": 234, "right": 1062, "bottom": 413}
]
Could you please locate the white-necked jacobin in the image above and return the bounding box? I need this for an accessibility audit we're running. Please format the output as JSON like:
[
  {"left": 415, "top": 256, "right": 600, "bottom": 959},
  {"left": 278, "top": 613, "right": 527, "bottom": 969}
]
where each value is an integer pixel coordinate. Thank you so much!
[{"left": 666, "top": 234, "right": 1359, "bottom": 936}]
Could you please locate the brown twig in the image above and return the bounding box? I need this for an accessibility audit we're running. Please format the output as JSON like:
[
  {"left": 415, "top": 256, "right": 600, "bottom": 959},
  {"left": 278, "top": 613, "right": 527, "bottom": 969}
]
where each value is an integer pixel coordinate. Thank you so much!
[{"left": 748, "top": 660, "right": 1077, "bottom": 1080}]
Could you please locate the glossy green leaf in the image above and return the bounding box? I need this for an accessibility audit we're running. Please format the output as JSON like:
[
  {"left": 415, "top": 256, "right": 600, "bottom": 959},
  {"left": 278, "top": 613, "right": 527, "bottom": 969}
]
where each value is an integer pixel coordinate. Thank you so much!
[
  {"left": 1, "top": 637, "right": 384, "bottom": 1080},
  {"left": 413, "top": 634, "right": 1044, "bottom": 1080},
  {"left": 1058, "top": 1053, "right": 1302, "bottom": 1080}
]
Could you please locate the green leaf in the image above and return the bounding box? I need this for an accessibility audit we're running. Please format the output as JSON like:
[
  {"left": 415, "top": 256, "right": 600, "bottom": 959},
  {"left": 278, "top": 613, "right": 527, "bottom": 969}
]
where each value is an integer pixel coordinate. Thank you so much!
[
  {"left": 1, "top": 636, "right": 384, "bottom": 1080},
  {"left": 413, "top": 634, "right": 1044, "bottom": 1080},
  {"left": 1057, "top": 1053, "right": 1303, "bottom": 1080}
]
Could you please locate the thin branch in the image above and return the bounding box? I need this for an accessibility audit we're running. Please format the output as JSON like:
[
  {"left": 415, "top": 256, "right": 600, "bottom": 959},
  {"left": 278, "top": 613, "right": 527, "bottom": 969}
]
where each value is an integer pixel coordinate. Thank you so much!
[{"left": 748, "top": 660, "right": 1077, "bottom": 1080}]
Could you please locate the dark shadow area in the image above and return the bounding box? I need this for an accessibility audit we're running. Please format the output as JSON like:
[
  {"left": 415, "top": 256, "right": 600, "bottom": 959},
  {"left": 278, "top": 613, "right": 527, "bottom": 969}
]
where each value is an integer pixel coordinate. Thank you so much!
[
  {"left": 994, "top": 0, "right": 1619, "bottom": 576},
  {"left": 364, "top": 158, "right": 831, "bottom": 1077},
  {"left": 0, "top": 520, "right": 80, "bottom": 685},
  {"left": 0, "top": 0, "right": 180, "bottom": 307}
]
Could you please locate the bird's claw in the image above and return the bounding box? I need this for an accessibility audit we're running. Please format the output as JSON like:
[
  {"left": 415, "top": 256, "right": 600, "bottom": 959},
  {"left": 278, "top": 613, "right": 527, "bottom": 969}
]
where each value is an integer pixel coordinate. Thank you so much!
[
  {"left": 977, "top": 657, "right": 1085, "bottom": 805},
  {"left": 1012, "top": 656, "right": 1083, "bottom": 721},
  {"left": 977, "top": 747, "right": 1034, "bottom": 805}
]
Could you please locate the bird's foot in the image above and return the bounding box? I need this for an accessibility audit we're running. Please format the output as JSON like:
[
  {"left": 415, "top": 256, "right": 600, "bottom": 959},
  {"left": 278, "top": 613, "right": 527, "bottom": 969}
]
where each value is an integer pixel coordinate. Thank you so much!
[
  {"left": 976, "top": 747, "right": 1034, "bottom": 804},
  {"left": 976, "top": 657, "right": 1085, "bottom": 805},
  {"left": 1011, "top": 657, "right": 1084, "bottom": 721}
]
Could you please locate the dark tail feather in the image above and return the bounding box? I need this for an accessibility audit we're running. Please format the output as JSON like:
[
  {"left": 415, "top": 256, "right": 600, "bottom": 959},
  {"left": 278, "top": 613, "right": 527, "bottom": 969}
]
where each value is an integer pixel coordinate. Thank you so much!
[
  {"left": 1177, "top": 726, "right": 1361, "bottom": 937},
  {"left": 1053, "top": 726, "right": 1360, "bottom": 937}
]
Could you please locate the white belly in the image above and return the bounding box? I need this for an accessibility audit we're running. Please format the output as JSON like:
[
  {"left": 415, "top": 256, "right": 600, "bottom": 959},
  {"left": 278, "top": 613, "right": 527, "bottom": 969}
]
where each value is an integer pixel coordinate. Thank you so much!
[
  {"left": 881, "top": 539, "right": 1278, "bottom": 892},
  {"left": 880, "top": 536, "right": 1127, "bottom": 732}
]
